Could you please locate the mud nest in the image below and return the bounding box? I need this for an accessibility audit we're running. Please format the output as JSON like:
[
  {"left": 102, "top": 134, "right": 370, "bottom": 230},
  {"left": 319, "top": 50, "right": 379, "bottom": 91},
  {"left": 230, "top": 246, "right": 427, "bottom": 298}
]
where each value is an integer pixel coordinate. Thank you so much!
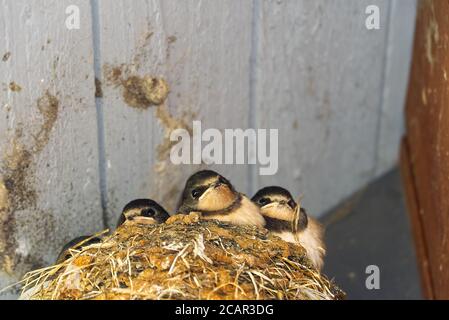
[{"left": 17, "top": 213, "right": 344, "bottom": 300}]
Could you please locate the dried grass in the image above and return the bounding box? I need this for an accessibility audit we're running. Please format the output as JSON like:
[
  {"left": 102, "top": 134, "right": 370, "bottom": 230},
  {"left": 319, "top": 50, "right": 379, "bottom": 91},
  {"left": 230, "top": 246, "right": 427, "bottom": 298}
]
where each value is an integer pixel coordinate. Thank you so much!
[{"left": 14, "top": 213, "right": 345, "bottom": 300}]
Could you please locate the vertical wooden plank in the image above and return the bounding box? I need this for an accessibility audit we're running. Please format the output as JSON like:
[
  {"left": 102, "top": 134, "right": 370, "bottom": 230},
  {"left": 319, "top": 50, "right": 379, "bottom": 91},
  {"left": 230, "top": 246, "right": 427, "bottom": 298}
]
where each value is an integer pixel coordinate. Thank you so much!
[
  {"left": 253, "top": 0, "right": 391, "bottom": 217},
  {"left": 401, "top": 0, "right": 449, "bottom": 299},
  {"left": 96, "top": 0, "right": 253, "bottom": 226},
  {"left": 400, "top": 138, "right": 433, "bottom": 299},
  {"left": 0, "top": 0, "right": 102, "bottom": 298},
  {"left": 159, "top": 0, "right": 254, "bottom": 205},
  {"left": 94, "top": 0, "right": 161, "bottom": 227},
  {"left": 376, "top": 0, "right": 417, "bottom": 176}
]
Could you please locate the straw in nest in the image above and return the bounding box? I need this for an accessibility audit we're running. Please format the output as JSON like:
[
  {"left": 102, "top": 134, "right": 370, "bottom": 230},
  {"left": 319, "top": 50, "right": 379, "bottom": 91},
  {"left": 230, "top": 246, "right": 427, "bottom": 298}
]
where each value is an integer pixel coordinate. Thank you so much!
[{"left": 13, "top": 213, "right": 345, "bottom": 300}]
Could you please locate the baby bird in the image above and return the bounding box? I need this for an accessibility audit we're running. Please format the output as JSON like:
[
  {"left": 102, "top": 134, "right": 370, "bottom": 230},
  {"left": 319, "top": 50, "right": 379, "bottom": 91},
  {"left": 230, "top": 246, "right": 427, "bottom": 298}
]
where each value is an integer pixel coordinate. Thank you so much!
[
  {"left": 56, "top": 236, "right": 101, "bottom": 264},
  {"left": 117, "top": 198, "right": 170, "bottom": 228},
  {"left": 177, "top": 170, "right": 265, "bottom": 228},
  {"left": 252, "top": 186, "right": 325, "bottom": 270}
]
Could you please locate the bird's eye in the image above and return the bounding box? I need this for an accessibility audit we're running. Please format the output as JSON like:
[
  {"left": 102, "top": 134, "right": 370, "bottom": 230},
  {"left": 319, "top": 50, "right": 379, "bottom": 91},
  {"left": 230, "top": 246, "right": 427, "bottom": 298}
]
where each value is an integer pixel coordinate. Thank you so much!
[
  {"left": 218, "top": 177, "right": 227, "bottom": 185},
  {"left": 288, "top": 199, "right": 296, "bottom": 209},
  {"left": 191, "top": 188, "right": 201, "bottom": 199},
  {"left": 258, "top": 197, "right": 271, "bottom": 206},
  {"left": 141, "top": 208, "right": 156, "bottom": 217}
]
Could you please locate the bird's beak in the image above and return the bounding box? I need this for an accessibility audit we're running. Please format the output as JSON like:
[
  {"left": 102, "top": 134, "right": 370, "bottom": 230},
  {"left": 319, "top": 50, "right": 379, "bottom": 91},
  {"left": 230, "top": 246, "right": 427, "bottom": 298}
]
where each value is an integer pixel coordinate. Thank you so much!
[
  {"left": 260, "top": 202, "right": 278, "bottom": 210},
  {"left": 132, "top": 216, "right": 157, "bottom": 225},
  {"left": 259, "top": 201, "right": 292, "bottom": 221},
  {"left": 199, "top": 184, "right": 217, "bottom": 201}
]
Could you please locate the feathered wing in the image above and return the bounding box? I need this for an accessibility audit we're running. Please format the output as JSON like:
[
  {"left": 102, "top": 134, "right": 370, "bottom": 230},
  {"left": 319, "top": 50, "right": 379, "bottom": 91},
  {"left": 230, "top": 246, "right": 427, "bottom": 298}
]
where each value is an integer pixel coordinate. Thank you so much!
[
  {"left": 297, "top": 217, "right": 326, "bottom": 270},
  {"left": 201, "top": 195, "right": 266, "bottom": 228}
]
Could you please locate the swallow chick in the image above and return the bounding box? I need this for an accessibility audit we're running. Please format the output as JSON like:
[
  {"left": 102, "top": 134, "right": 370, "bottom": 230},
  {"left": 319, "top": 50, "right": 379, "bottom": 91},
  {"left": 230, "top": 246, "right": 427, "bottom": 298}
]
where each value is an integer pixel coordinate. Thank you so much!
[
  {"left": 117, "top": 198, "right": 170, "bottom": 228},
  {"left": 56, "top": 236, "right": 101, "bottom": 264},
  {"left": 252, "top": 186, "right": 325, "bottom": 270},
  {"left": 177, "top": 170, "right": 265, "bottom": 228}
]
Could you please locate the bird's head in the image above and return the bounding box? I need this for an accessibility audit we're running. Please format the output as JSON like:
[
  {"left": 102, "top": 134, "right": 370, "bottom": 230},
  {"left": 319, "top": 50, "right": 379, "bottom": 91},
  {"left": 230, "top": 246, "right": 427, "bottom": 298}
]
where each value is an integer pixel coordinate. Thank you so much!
[
  {"left": 177, "top": 170, "right": 238, "bottom": 214},
  {"left": 56, "top": 236, "right": 101, "bottom": 264},
  {"left": 117, "top": 199, "right": 170, "bottom": 227},
  {"left": 252, "top": 186, "right": 307, "bottom": 229}
]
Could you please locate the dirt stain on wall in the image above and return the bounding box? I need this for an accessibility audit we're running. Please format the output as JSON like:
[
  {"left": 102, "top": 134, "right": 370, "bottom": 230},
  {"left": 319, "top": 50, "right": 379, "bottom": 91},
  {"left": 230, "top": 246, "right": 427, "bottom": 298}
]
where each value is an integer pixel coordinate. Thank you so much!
[
  {"left": 100, "top": 28, "right": 198, "bottom": 212},
  {"left": 155, "top": 105, "right": 193, "bottom": 162},
  {"left": 2, "top": 52, "right": 11, "bottom": 62},
  {"left": 8, "top": 82, "right": 22, "bottom": 92},
  {"left": 0, "top": 91, "right": 59, "bottom": 274},
  {"left": 94, "top": 78, "right": 103, "bottom": 98},
  {"left": 153, "top": 104, "right": 200, "bottom": 212},
  {"left": 103, "top": 63, "right": 169, "bottom": 110},
  {"left": 36, "top": 92, "right": 59, "bottom": 151},
  {"left": 122, "top": 76, "right": 169, "bottom": 109},
  {"left": 100, "top": 26, "right": 169, "bottom": 110}
]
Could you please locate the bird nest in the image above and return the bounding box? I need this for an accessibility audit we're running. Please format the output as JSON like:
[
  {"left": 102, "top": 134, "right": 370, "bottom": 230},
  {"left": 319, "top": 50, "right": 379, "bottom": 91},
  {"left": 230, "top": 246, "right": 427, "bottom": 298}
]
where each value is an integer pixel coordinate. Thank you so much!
[{"left": 17, "top": 213, "right": 345, "bottom": 300}]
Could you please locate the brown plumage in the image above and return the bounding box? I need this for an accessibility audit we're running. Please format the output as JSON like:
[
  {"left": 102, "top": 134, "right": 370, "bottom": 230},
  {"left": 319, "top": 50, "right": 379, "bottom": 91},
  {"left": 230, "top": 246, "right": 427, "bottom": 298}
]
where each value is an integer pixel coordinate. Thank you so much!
[
  {"left": 252, "top": 186, "right": 325, "bottom": 270},
  {"left": 117, "top": 199, "right": 170, "bottom": 228},
  {"left": 56, "top": 236, "right": 101, "bottom": 264},
  {"left": 177, "top": 170, "right": 265, "bottom": 228}
]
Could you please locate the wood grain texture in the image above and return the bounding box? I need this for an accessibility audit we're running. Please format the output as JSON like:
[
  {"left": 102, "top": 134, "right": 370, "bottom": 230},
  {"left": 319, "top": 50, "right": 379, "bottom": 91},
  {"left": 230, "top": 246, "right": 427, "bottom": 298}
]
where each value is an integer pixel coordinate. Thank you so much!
[
  {"left": 0, "top": 0, "right": 102, "bottom": 298},
  {"left": 252, "top": 0, "right": 391, "bottom": 216},
  {"left": 400, "top": 138, "right": 433, "bottom": 299},
  {"left": 401, "top": 0, "right": 449, "bottom": 299},
  {"left": 158, "top": 0, "right": 253, "bottom": 206},
  {"left": 96, "top": 0, "right": 253, "bottom": 227},
  {"left": 94, "top": 0, "right": 164, "bottom": 228}
]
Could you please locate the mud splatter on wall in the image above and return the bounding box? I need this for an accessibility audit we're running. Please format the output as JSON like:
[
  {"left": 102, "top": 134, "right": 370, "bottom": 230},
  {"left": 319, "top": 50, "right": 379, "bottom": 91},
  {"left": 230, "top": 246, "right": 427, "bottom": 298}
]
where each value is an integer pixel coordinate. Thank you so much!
[
  {"left": 103, "top": 64, "right": 169, "bottom": 110},
  {"left": 102, "top": 54, "right": 197, "bottom": 213},
  {"left": 0, "top": 91, "right": 59, "bottom": 274},
  {"left": 0, "top": 1, "right": 102, "bottom": 298},
  {"left": 0, "top": 0, "right": 416, "bottom": 299}
]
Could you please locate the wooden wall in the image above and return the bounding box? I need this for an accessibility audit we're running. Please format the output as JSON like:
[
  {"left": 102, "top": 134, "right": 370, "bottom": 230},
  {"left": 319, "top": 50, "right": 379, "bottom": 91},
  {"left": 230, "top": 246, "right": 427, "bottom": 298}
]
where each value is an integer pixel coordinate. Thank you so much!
[
  {"left": 0, "top": 0, "right": 416, "bottom": 298},
  {"left": 401, "top": 0, "right": 449, "bottom": 300}
]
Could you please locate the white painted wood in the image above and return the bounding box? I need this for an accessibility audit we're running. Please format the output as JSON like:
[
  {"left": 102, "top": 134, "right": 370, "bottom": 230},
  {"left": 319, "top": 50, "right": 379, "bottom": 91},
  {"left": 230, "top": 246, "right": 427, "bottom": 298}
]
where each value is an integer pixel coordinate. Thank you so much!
[
  {"left": 94, "top": 0, "right": 164, "bottom": 228},
  {"left": 0, "top": 0, "right": 102, "bottom": 297},
  {"left": 0, "top": 0, "right": 418, "bottom": 299},
  {"left": 96, "top": 0, "right": 253, "bottom": 226},
  {"left": 375, "top": 0, "right": 417, "bottom": 176},
  {"left": 158, "top": 0, "right": 254, "bottom": 207},
  {"left": 252, "top": 0, "right": 393, "bottom": 217}
]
